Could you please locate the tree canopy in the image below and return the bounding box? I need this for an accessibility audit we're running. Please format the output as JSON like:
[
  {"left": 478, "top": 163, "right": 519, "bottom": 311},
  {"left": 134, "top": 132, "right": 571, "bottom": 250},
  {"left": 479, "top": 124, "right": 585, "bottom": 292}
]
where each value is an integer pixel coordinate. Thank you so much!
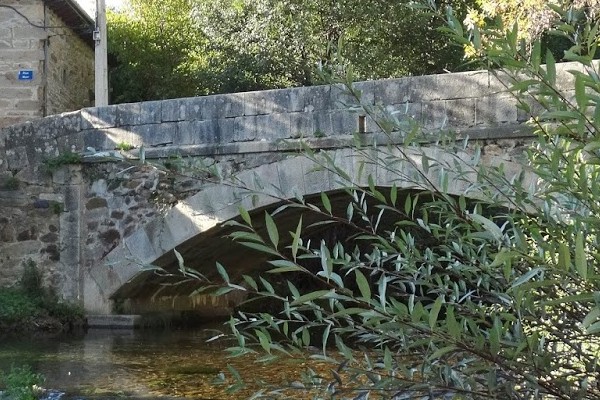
[{"left": 107, "top": 0, "right": 475, "bottom": 103}]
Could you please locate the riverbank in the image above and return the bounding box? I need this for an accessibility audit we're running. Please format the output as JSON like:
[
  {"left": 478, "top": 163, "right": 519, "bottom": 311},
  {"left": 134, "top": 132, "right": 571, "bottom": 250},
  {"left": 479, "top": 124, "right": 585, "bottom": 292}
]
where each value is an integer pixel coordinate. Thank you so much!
[
  {"left": 0, "top": 286, "right": 86, "bottom": 336},
  {"left": 0, "top": 263, "right": 86, "bottom": 336}
]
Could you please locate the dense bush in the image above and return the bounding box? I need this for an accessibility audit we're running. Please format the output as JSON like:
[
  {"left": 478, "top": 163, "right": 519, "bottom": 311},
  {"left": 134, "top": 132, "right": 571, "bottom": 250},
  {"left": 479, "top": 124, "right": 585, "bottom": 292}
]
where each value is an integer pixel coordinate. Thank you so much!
[
  {"left": 107, "top": 0, "right": 474, "bottom": 102},
  {"left": 0, "top": 261, "right": 84, "bottom": 331},
  {"left": 0, "top": 366, "right": 43, "bottom": 400}
]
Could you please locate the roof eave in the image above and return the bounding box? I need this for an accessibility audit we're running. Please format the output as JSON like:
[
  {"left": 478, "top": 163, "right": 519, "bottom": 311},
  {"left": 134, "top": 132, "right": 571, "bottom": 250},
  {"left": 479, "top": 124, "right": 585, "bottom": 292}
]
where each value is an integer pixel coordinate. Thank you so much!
[{"left": 43, "top": 0, "right": 95, "bottom": 47}]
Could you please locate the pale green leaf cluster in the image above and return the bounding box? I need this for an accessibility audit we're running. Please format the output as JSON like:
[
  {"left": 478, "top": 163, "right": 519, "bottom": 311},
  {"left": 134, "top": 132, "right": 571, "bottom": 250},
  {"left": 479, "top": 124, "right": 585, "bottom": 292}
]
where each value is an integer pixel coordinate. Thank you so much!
[{"left": 160, "top": 1, "right": 600, "bottom": 399}]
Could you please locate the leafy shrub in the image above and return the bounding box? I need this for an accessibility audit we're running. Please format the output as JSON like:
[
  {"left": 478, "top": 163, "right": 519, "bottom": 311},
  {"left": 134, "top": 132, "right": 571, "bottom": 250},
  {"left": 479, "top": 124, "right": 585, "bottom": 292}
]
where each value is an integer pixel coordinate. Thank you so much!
[
  {"left": 165, "top": 1, "right": 600, "bottom": 399},
  {"left": 0, "top": 366, "right": 44, "bottom": 400},
  {"left": 0, "top": 289, "right": 39, "bottom": 324},
  {"left": 0, "top": 261, "right": 83, "bottom": 329},
  {"left": 42, "top": 152, "right": 82, "bottom": 172}
]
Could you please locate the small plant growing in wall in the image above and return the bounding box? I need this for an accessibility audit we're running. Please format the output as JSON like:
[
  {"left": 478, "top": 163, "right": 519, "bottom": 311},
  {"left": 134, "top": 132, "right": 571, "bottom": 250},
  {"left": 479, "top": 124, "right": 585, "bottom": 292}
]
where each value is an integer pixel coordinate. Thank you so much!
[
  {"left": 43, "top": 151, "right": 82, "bottom": 172},
  {"left": 115, "top": 142, "right": 135, "bottom": 151},
  {"left": 313, "top": 129, "right": 326, "bottom": 138},
  {"left": 1, "top": 176, "right": 20, "bottom": 190},
  {"left": 50, "top": 201, "right": 64, "bottom": 215}
]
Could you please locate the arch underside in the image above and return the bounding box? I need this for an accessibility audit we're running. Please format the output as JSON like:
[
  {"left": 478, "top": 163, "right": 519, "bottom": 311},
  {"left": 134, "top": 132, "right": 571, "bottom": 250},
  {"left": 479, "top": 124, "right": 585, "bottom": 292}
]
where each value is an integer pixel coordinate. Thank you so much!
[{"left": 85, "top": 146, "right": 533, "bottom": 314}]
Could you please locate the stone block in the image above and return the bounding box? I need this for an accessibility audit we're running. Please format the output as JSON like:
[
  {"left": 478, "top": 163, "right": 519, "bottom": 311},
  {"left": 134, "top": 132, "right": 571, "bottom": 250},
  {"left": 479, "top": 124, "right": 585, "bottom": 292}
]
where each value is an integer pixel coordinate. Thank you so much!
[
  {"left": 180, "top": 117, "right": 235, "bottom": 144},
  {"left": 422, "top": 101, "right": 447, "bottom": 129},
  {"left": 554, "top": 62, "right": 579, "bottom": 92},
  {"left": 81, "top": 106, "right": 117, "bottom": 129},
  {"left": 4, "top": 121, "right": 34, "bottom": 148},
  {"left": 195, "top": 95, "right": 218, "bottom": 120},
  {"left": 5, "top": 146, "right": 29, "bottom": 170},
  {"left": 302, "top": 157, "right": 335, "bottom": 196},
  {"left": 177, "top": 97, "right": 204, "bottom": 121},
  {"left": 144, "top": 218, "right": 175, "bottom": 254},
  {"left": 275, "top": 157, "right": 308, "bottom": 199},
  {"left": 161, "top": 98, "right": 183, "bottom": 122},
  {"left": 516, "top": 97, "right": 545, "bottom": 122},
  {"left": 15, "top": 99, "right": 41, "bottom": 112},
  {"left": 446, "top": 98, "right": 476, "bottom": 128},
  {"left": 331, "top": 110, "right": 359, "bottom": 135},
  {"left": 177, "top": 120, "right": 201, "bottom": 144},
  {"left": 243, "top": 89, "right": 292, "bottom": 116},
  {"left": 373, "top": 77, "right": 412, "bottom": 106},
  {"left": 139, "top": 101, "right": 162, "bottom": 124},
  {"left": 163, "top": 201, "right": 211, "bottom": 243},
  {"left": 123, "top": 228, "right": 159, "bottom": 264},
  {"left": 116, "top": 103, "right": 141, "bottom": 126},
  {"left": 287, "top": 87, "right": 306, "bottom": 113},
  {"left": 215, "top": 93, "right": 244, "bottom": 118},
  {"left": 131, "top": 123, "right": 177, "bottom": 147},
  {"left": 98, "top": 127, "right": 137, "bottom": 147},
  {"left": 55, "top": 132, "right": 84, "bottom": 153},
  {"left": 387, "top": 102, "right": 423, "bottom": 127},
  {"left": 352, "top": 81, "right": 376, "bottom": 106},
  {"left": 434, "top": 71, "right": 493, "bottom": 100},
  {"left": 255, "top": 113, "right": 290, "bottom": 140},
  {"left": 406, "top": 75, "right": 441, "bottom": 102},
  {"left": 82, "top": 128, "right": 116, "bottom": 150},
  {"left": 303, "top": 85, "right": 332, "bottom": 112},
  {"left": 12, "top": 26, "right": 46, "bottom": 40},
  {"left": 86, "top": 314, "right": 142, "bottom": 329},
  {"left": 313, "top": 111, "right": 333, "bottom": 136},
  {"left": 476, "top": 95, "right": 518, "bottom": 125},
  {"left": 289, "top": 112, "right": 314, "bottom": 138},
  {"left": 232, "top": 115, "right": 257, "bottom": 142},
  {"left": 214, "top": 118, "right": 235, "bottom": 143}
]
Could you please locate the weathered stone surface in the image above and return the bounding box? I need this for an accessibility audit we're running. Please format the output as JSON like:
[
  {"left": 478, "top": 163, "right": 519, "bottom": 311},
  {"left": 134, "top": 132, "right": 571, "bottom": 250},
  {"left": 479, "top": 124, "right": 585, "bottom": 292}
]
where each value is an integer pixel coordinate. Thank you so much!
[
  {"left": 86, "top": 197, "right": 108, "bottom": 210},
  {"left": 0, "top": 3, "right": 93, "bottom": 129},
  {"left": 3, "top": 63, "right": 582, "bottom": 315}
]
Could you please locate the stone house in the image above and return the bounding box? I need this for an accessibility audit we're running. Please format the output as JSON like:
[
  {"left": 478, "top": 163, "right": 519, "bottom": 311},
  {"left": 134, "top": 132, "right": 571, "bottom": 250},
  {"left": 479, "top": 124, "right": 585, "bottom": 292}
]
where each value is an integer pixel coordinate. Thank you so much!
[{"left": 0, "top": 0, "right": 95, "bottom": 128}]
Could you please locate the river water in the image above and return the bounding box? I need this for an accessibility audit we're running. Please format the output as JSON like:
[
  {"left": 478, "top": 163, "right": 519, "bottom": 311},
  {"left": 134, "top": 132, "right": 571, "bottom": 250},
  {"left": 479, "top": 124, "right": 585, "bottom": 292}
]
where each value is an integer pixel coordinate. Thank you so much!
[{"left": 0, "top": 324, "right": 323, "bottom": 399}]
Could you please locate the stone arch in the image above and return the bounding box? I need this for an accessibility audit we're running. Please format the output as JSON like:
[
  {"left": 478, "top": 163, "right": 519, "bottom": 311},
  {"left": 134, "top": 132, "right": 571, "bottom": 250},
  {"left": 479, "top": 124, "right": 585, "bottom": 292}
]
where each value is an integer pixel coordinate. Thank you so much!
[{"left": 84, "top": 146, "right": 534, "bottom": 314}]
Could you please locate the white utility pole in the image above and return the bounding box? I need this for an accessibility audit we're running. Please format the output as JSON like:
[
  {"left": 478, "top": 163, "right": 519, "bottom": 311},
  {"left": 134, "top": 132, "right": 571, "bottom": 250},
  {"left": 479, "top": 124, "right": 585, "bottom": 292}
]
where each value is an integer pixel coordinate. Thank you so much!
[{"left": 94, "top": 0, "right": 109, "bottom": 106}]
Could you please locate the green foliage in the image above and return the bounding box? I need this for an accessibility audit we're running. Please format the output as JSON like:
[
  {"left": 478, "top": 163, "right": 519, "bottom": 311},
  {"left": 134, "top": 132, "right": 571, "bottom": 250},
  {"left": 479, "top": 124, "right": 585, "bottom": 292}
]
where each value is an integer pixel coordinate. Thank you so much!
[
  {"left": 43, "top": 151, "right": 82, "bottom": 172},
  {"left": 0, "top": 366, "right": 44, "bottom": 400},
  {"left": 115, "top": 142, "right": 135, "bottom": 151},
  {"left": 0, "top": 289, "right": 39, "bottom": 324},
  {"left": 1, "top": 176, "right": 19, "bottom": 191},
  {"left": 160, "top": 1, "right": 600, "bottom": 399},
  {"left": 50, "top": 202, "right": 63, "bottom": 215},
  {"left": 107, "top": 0, "right": 474, "bottom": 102},
  {"left": 107, "top": 0, "right": 204, "bottom": 103},
  {"left": 0, "top": 261, "right": 83, "bottom": 328}
]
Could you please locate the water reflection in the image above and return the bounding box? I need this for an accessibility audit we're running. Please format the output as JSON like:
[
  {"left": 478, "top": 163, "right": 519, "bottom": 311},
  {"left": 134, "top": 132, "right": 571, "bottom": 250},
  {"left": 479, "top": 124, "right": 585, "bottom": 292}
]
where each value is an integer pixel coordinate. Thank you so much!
[{"left": 0, "top": 325, "right": 315, "bottom": 399}]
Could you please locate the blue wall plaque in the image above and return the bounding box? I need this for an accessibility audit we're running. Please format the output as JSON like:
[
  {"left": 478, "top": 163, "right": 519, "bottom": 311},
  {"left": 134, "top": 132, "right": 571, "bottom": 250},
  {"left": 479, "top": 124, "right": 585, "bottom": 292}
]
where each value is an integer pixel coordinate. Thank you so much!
[{"left": 18, "top": 70, "right": 34, "bottom": 81}]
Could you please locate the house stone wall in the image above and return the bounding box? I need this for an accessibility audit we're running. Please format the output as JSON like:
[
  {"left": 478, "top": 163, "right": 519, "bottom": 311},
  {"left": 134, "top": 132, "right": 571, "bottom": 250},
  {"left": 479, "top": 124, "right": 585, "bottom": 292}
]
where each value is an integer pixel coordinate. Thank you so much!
[
  {"left": 45, "top": 7, "right": 94, "bottom": 115},
  {"left": 0, "top": 0, "right": 45, "bottom": 128},
  {"left": 0, "top": 0, "right": 94, "bottom": 129}
]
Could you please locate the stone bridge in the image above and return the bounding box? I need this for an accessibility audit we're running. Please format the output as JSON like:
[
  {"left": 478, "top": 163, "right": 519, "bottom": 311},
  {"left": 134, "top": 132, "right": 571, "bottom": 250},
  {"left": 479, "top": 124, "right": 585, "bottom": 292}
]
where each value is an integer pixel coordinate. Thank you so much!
[{"left": 0, "top": 64, "right": 567, "bottom": 317}]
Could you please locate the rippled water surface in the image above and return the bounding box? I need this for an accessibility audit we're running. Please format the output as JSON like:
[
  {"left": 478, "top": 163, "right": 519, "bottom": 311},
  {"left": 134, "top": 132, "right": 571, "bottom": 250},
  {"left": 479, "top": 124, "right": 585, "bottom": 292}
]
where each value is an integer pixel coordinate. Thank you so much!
[{"left": 0, "top": 325, "right": 322, "bottom": 399}]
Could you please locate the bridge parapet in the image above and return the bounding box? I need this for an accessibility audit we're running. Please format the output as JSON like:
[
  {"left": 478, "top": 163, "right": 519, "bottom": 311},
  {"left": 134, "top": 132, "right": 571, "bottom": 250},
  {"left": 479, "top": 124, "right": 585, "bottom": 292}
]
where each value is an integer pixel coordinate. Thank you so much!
[{"left": 0, "top": 65, "right": 547, "bottom": 173}]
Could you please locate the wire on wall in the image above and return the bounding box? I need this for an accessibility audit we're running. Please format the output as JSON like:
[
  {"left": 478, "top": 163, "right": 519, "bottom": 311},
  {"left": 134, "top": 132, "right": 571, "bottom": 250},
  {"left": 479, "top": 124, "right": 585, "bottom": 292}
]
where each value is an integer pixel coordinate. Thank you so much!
[{"left": 0, "top": 4, "right": 91, "bottom": 31}]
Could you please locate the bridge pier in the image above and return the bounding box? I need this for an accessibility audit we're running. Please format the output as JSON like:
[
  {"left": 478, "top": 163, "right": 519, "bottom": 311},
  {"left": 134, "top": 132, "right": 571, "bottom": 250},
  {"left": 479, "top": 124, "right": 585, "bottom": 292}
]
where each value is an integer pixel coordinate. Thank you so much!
[{"left": 54, "top": 165, "right": 86, "bottom": 302}]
